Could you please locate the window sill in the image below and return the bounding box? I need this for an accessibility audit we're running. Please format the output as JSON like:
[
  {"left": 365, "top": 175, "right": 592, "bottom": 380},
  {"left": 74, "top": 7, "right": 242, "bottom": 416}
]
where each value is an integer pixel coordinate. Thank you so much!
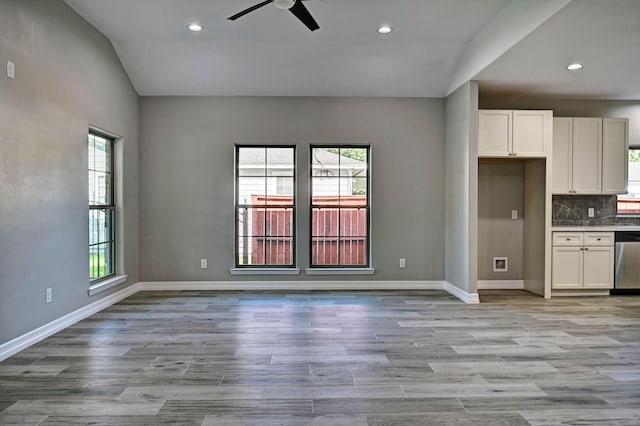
[
  {"left": 88, "top": 275, "right": 128, "bottom": 296},
  {"left": 305, "top": 268, "right": 375, "bottom": 275},
  {"left": 230, "top": 268, "right": 301, "bottom": 276}
]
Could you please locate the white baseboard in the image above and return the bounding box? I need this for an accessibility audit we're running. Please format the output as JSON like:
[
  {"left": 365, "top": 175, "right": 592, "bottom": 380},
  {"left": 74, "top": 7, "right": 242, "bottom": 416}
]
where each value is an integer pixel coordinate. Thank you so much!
[
  {"left": 0, "top": 283, "right": 140, "bottom": 362},
  {"left": 139, "top": 280, "right": 446, "bottom": 291},
  {"left": 444, "top": 282, "right": 480, "bottom": 304},
  {"left": 477, "top": 280, "right": 524, "bottom": 290}
]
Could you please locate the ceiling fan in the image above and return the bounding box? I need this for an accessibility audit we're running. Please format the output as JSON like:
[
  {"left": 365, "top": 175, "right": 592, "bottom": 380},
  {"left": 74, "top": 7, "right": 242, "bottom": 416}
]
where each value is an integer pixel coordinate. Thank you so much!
[{"left": 228, "top": 0, "right": 320, "bottom": 32}]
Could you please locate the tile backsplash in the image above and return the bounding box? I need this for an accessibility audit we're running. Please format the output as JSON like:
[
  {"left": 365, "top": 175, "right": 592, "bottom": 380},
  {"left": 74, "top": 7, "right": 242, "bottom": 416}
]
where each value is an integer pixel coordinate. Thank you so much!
[{"left": 553, "top": 195, "right": 640, "bottom": 226}]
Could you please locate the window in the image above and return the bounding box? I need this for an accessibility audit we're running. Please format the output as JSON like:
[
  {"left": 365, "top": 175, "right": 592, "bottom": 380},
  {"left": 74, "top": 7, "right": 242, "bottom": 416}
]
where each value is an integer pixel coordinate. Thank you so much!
[
  {"left": 235, "top": 146, "right": 296, "bottom": 267},
  {"left": 618, "top": 147, "right": 640, "bottom": 214},
  {"left": 310, "top": 146, "right": 370, "bottom": 267},
  {"left": 88, "top": 131, "right": 115, "bottom": 282}
]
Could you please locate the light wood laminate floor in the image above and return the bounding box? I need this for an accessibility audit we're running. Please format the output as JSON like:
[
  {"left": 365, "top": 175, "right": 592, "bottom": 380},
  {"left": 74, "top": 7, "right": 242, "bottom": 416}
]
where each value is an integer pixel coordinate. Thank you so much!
[{"left": 1, "top": 290, "right": 640, "bottom": 425}]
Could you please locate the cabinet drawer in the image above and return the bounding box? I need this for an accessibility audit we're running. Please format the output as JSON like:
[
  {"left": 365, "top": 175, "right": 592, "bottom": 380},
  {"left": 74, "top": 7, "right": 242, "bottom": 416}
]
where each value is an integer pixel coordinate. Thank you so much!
[
  {"left": 553, "top": 232, "right": 584, "bottom": 246},
  {"left": 584, "top": 232, "right": 614, "bottom": 246}
]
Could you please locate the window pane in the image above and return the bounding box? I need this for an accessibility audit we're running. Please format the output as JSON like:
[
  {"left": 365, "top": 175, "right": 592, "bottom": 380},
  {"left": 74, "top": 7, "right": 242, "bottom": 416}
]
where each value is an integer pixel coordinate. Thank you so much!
[
  {"left": 266, "top": 208, "right": 293, "bottom": 237},
  {"left": 238, "top": 177, "right": 267, "bottom": 205},
  {"left": 276, "top": 177, "right": 294, "bottom": 198},
  {"left": 90, "top": 242, "right": 114, "bottom": 280},
  {"left": 88, "top": 134, "right": 96, "bottom": 170},
  {"left": 98, "top": 209, "right": 107, "bottom": 245},
  {"left": 339, "top": 237, "right": 367, "bottom": 266},
  {"left": 238, "top": 147, "right": 266, "bottom": 176},
  {"left": 89, "top": 171, "right": 111, "bottom": 205},
  {"left": 312, "top": 147, "right": 339, "bottom": 177},
  {"left": 341, "top": 177, "right": 367, "bottom": 206},
  {"left": 618, "top": 148, "right": 640, "bottom": 214},
  {"left": 237, "top": 237, "right": 263, "bottom": 266},
  {"left": 267, "top": 147, "right": 294, "bottom": 176},
  {"left": 267, "top": 176, "right": 294, "bottom": 203},
  {"left": 312, "top": 177, "right": 340, "bottom": 205},
  {"left": 89, "top": 209, "right": 99, "bottom": 246},
  {"left": 338, "top": 148, "right": 368, "bottom": 177},
  {"left": 340, "top": 208, "right": 367, "bottom": 238},
  {"left": 312, "top": 208, "right": 339, "bottom": 237},
  {"left": 92, "top": 136, "right": 111, "bottom": 173},
  {"left": 312, "top": 236, "right": 339, "bottom": 266},
  {"left": 265, "top": 237, "right": 293, "bottom": 265}
]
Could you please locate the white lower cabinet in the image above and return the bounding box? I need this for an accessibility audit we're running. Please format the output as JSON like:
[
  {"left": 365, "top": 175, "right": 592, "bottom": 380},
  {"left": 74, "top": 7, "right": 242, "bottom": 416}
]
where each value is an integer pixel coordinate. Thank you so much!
[{"left": 552, "top": 232, "right": 614, "bottom": 290}]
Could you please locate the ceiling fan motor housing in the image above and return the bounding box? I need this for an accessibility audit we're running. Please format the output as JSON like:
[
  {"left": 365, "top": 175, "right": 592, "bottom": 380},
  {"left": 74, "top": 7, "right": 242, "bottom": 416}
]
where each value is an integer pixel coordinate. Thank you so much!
[{"left": 274, "top": 0, "right": 295, "bottom": 10}]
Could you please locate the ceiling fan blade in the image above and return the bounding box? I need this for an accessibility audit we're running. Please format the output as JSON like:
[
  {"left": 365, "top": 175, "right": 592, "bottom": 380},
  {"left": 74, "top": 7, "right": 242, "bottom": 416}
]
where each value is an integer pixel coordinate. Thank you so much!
[
  {"left": 289, "top": 0, "right": 319, "bottom": 31},
  {"left": 228, "top": 0, "right": 273, "bottom": 21}
]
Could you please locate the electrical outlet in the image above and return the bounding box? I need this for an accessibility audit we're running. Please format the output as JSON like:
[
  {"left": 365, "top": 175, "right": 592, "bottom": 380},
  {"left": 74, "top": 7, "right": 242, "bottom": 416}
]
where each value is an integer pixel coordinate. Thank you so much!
[
  {"left": 200, "top": 258, "right": 208, "bottom": 269},
  {"left": 7, "top": 61, "right": 15, "bottom": 79},
  {"left": 399, "top": 258, "right": 406, "bottom": 269},
  {"left": 45, "top": 288, "right": 52, "bottom": 304},
  {"left": 588, "top": 208, "right": 595, "bottom": 218},
  {"left": 511, "top": 210, "right": 518, "bottom": 220}
]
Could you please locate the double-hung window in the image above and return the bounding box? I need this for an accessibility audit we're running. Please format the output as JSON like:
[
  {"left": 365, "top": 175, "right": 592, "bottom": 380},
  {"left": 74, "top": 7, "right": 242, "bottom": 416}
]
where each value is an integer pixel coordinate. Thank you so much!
[
  {"left": 88, "top": 131, "right": 115, "bottom": 282},
  {"left": 310, "top": 146, "right": 370, "bottom": 267},
  {"left": 235, "top": 146, "right": 296, "bottom": 267},
  {"left": 617, "top": 147, "right": 640, "bottom": 214}
]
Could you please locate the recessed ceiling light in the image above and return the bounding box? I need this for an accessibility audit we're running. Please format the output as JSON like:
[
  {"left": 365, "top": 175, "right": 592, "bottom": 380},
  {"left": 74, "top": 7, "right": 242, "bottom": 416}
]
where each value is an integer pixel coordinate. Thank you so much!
[
  {"left": 566, "top": 63, "right": 583, "bottom": 71},
  {"left": 188, "top": 23, "right": 203, "bottom": 32},
  {"left": 378, "top": 25, "right": 392, "bottom": 34}
]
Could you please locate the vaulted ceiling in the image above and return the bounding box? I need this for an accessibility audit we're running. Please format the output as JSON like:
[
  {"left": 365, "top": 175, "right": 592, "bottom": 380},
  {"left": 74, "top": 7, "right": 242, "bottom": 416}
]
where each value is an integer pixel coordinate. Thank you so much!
[{"left": 64, "top": 0, "right": 640, "bottom": 99}]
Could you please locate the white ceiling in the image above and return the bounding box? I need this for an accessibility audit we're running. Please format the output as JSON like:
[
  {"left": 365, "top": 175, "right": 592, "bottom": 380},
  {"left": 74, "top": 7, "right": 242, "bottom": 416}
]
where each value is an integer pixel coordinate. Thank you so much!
[{"left": 63, "top": 0, "right": 640, "bottom": 99}]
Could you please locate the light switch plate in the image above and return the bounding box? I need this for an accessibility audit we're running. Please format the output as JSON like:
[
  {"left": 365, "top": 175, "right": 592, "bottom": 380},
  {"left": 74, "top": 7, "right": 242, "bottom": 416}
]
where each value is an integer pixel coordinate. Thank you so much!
[
  {"left": 7, "top": 61, "right": 15, "bottom": 79},
  {"left": 511, "top": 210, "right": 518, "bottom": 220}
]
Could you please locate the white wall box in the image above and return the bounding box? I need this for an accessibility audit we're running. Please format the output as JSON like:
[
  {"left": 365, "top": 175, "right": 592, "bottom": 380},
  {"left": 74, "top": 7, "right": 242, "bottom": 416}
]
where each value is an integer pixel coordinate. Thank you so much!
[
  {"left": 552, "top": 117, "right": 628, "bottom": 195},
  {"left": 551, "top": 232, "right": 614, "bottom": 290},
  {"left": 479, "top": 110, "right": 552, "bottom": 158}
]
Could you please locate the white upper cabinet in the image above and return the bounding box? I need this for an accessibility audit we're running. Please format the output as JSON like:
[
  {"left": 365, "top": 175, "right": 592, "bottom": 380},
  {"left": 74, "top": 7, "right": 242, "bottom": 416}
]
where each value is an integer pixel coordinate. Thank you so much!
[
  {"left": 572, "top": 118, "right": 602, "bottom": 194},
  {"left": 552, "top": 117, "right": 628, "bottom": 195},
  {"left": 478, "top": 110, "right": 512, "bottom": 156},
  {"left": 552, "top": 117, "right": 572, "bottom": 194},
  {"left": 602, "top": 118, "right": 629, "bottom": 194},
  {"left": 478, "top": 110, "right": 551, "bottom": 158},
  {"left": 512, "top": 110, "right": 551, "bottom": 156}
]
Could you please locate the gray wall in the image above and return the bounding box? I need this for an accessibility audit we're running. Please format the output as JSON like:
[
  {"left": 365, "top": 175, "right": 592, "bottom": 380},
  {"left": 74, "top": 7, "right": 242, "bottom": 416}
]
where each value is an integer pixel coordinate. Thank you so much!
[
  {"left": 0, "top": 0, "right": 140, "bottom": 344},
  {"left": 444, "top": 81, "right": 479, "bottom": 294},
  {"left": 480, "top": 97, "right": 640, "bottom": 147},
  {"left": 478, "top": 162, "right": 524, "bottom": 280},
  {"left": 139, "top": 96, "right": 445, "bottom": 281}
]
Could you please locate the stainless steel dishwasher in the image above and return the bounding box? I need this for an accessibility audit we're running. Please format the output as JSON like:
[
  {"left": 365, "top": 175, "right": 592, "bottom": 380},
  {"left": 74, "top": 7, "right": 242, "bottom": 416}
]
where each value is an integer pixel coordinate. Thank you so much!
[{"left": 613, "top": 232, "right": 640, "bottom": 294}]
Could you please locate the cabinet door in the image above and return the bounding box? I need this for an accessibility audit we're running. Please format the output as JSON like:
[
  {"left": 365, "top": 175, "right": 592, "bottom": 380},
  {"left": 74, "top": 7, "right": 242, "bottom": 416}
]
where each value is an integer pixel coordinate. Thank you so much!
[
  {"left": 602, "top": 118, "right": 629, "bottom": 194},
  {"left": 512, "top": 110, "right": 550, "bottom": 157},
  {"left": 552, "top": 118, "right": 573, "bottom": 194},
  {"left": 583, "top": 246, "right": 614, "bottom": 289},
  {"left": 552, "top": 246, "right": 583, "bottom": 289},
  {"left": 572, "top": 118, "right": 602, "bottom": 194},
  {"left": 479, "top": 110, "right": 512, "bottom": 157}
]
